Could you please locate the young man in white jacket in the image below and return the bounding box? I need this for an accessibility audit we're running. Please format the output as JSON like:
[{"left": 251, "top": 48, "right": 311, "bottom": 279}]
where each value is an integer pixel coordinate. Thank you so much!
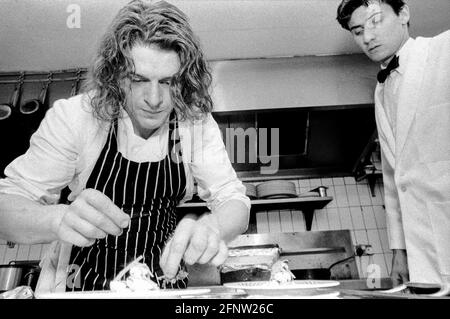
[{"left": 337, "top": 0, "right": 450, "bottom": 286}]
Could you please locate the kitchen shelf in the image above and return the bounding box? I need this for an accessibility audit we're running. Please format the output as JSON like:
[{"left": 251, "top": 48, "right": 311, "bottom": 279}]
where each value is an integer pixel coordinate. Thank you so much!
[{"left": 177, "top": 196, "right": 333, "bottom": 232}]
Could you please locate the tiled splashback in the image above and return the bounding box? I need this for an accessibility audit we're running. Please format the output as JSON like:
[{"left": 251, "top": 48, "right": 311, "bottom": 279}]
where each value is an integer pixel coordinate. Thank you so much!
[
  {"left": 0, "top": 176, "right": 389, "bottom": 279},
  {"left": 254, "top": 176, "right": 390, "bottom": 279},
  {"left": 0, "top": 240, "right": 51, "bottom": 264}
]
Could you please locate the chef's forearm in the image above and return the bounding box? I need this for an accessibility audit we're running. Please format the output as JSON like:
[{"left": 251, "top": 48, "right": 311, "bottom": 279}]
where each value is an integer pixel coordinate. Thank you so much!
[
  {"left": 0, "top": 194, "right": 60, "bottom": 244},
  {"left": 213, "top": 199, "right": 249, "bottom": 243}
]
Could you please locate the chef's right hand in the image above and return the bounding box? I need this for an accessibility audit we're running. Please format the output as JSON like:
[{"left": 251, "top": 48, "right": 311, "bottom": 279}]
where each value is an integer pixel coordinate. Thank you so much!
[
  {"left": 51, "top": 188, "right": 130, "bottom": 247},
  {"left": 390, "top": 249, "right": 409, "bottom": 286}
]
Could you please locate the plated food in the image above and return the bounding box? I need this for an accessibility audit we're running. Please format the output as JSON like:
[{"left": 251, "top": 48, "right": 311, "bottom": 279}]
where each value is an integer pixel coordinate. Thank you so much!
[
  {"left": 109, "top": 255, "right": 190, "bottom": 292},
  {"left": 270, "top": 260, "right": 296, "bottom": 284},
  {"left": 109, "top": 258, "right": 159, "bottom": 292}
]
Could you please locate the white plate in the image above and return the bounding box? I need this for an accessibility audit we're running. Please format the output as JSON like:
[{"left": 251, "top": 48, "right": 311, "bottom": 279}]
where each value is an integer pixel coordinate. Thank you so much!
[
  {"left": 224, "top": 280, "right": 340, "bottom": 290},
  {"left": 246, "top": 291, "right": 341, "bottom": 299},
  {"left": 35, "top": 288, "right": 211, "bottom": 299}
]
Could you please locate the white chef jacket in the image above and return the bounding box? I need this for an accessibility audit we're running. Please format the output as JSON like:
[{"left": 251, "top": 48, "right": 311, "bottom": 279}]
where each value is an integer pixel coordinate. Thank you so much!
[{"left": 375, "top": 30, "right": 450, "bottom": 284}]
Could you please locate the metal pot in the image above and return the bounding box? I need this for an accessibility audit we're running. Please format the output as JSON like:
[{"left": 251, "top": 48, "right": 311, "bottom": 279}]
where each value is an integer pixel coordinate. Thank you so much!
[
  {"left": 19, "top": 78, "right": 50, "bottom": 115},
  {"left": 16, "top": 73, "right": 53, "bottom": 150},
  {"left": 0, "top": 76, "right": 24, "bottom": 177},
  {"left": 0, "top": 265, "right": 24, "bottom": 292},
  {"left": 0, "top": 78, "right": 23, "bottom": 121},
  {"left": 0, "top": 261, "right": 41, "bottom": 293},
  {"left": 0, "top": 104, "right": 12, "bottom": 121}
]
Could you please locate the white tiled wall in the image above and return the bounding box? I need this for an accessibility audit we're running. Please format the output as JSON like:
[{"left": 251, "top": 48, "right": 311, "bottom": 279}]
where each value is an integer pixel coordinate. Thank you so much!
[
  {"left": 254, "top": 176, "right": 391, "bottom": 279},
  {"left": 0, "top": 237, "right": 50, "bottom": 265}
]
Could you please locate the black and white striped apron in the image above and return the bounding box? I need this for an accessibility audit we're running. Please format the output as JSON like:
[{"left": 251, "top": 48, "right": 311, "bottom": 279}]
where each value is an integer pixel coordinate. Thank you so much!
[{"left": 68, "top": 112, "right": 187, "bottom": 291}]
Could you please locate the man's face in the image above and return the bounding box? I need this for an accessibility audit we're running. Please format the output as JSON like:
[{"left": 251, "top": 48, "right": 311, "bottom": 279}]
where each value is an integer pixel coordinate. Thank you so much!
[
  {"left": 122, "top": 43, "right": 181, "bottom": 139},
  {"left": 348, "top": 1, "right": 409, "bottom": 64}
]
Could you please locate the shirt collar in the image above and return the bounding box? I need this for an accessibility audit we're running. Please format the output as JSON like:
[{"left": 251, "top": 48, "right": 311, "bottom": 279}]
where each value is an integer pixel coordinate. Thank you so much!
[
  {"left": 120, "top": 109, "right": 169, "bottom": 142},
  {"left": 380, "top": 37, "right": 414, "bottom": 76}
]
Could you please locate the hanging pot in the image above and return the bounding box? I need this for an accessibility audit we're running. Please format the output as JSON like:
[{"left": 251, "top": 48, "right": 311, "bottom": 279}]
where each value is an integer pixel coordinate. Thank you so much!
[
  {"left": 0, "top": 104, "right": 12, "bottom": 121},
  {"left": 0, "top": 75, "right": 24, "bottom": 177},
  {"left": 19, "top": 78, "right": 50, "bottom": 115},
  {"left": 0, "top": 77, "right": 23, "bottom": 121},
  {"left": 16, "top": 73, "right": 53, "bottom": 150},
  {"left": 0, "top": 260, "right": 41, "bottom": 293}
]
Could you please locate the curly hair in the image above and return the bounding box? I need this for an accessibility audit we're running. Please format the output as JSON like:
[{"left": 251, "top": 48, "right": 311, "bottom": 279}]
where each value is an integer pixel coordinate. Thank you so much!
[
  {"left": 82, "top": 0, "right": 213, "bottom": 123},
  {"left": 336, "top": 0, "right": 407, "bottom": 30}
]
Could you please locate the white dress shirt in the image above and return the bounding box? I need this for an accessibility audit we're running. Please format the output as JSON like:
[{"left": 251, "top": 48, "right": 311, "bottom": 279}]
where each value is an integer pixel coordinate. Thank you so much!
[{"left": 377, "top": 38, "right": 413, "bottom": 137}]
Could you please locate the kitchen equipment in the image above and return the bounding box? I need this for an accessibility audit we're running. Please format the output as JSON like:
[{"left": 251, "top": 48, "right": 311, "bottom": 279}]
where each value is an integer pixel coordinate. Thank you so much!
[
  {"left": 311, "top": 186, "right": 328, "bottom": 197},
  {"left": 339, "top": 282, "right": 450, "bottom": 299},
  {"left": 0, "top": 264, "right": 23, "bottom": 292},
  {"left": 0, "top": 74, "right": 25, "bottom": 177},
  {"left": 256, "top": 180, "right": 297, "bottom": 199},
  {"left": 228, "top": 231, "right": 359, "bottom": 281},
  {"left": 0, "top": 260, "right": 41, "bottom": 293},
  {"left": 16, "top": 73, "right": 53, "bottom": 152},
  {"left": 0, "top": 104, "right": 12, "bottom": 120},
  {"left": 19, "top": 73, "right": 52, "bottom": 115},
  {"left": 293, "top": 268, "right": 331, "bottom": 280},
  {"left": 291, "top": 253, "right": 356, "bottom": 280},
  {"left": 383, "top": 282, "right": 450, "bottom": 297},
  {"left": 0, "top": 75, "right": 23, "bottom": 121}
]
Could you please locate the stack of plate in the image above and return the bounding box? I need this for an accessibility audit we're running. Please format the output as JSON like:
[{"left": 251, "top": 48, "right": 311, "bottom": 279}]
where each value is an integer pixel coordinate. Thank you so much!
[
  {"left": 256, "top": 180, "right": 297, "bottom": 199},
  {"left": 243, "top": 183, "right": 257, "bottom": 199}
]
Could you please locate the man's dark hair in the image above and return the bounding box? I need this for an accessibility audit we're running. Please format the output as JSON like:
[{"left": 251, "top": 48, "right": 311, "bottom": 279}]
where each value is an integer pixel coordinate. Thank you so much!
[{"left": 336, "top": 0, "right": 407, "bottom": 30}]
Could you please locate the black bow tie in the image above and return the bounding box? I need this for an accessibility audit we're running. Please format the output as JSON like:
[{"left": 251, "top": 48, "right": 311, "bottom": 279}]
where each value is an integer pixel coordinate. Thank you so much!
[{"left": 377, "top": 55, "right": 399, "bottom": 83}]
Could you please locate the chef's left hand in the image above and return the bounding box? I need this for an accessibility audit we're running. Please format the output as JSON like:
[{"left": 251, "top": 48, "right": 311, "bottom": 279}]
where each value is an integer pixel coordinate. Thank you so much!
[{"left": 159, "top": 213, "right": 228, "bottom": 279}]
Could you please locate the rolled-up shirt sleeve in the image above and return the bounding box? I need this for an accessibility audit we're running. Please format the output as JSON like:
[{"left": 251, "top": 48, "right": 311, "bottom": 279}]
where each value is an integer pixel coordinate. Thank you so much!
[
  {"left": 187, "top": 113, "right": 250, "bottom": 213},
  {"left": 0, "top": 98, "right": 82, "bottom": 204}
]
